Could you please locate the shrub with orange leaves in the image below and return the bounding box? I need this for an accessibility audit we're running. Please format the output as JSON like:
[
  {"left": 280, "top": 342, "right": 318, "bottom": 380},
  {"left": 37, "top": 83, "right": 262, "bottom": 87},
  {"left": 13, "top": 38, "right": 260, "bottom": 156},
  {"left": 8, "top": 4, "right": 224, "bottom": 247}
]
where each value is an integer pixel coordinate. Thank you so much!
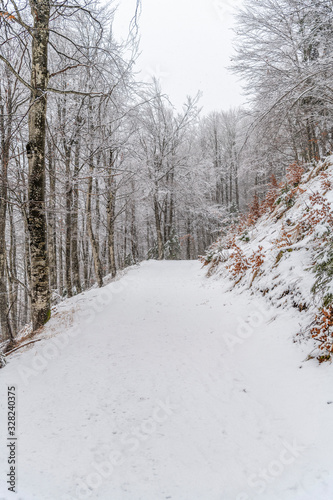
[
  {"left": 286, "top": 162, "right": 304, "bottom": 186},
  {"left": 261, "top": 175, "right": 279, "bottom": 213},
  {"left": 226, "top": 242, "right": 250, "bottom": 280},
  {"left": 247, "top": 193, "right": 261, "bottom": 225},
  {"left": 234, "top": 214, "right": 250, "bottom": 237},
  {"left": 248, "top": 245, "right": 265, "bottom": 284},
  {"left": 302, "top": 192, "right": 333, "bottom": 236},
  {"left": 274, "top": 224, "right": 293, "bottom": 248},
  {"left": 311, "top": 306, "right": 333, "bottom": 357},
  {"left": 320, "top": 171, "right": 332, "bottom": 192},
  {"left": 249, "top": 245, "right": 265, "bottom": 273}
]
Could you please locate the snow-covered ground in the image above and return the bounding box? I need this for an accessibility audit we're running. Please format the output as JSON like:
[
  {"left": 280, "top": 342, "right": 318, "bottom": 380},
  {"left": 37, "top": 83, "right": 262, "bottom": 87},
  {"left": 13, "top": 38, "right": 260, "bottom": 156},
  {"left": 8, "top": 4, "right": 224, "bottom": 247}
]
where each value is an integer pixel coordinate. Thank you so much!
[
  {"left": 202, "top": 157, "right": 333, "bottom": 361},
  {"left": 1, "top": 261, "right": 333, "bottom": 500}
]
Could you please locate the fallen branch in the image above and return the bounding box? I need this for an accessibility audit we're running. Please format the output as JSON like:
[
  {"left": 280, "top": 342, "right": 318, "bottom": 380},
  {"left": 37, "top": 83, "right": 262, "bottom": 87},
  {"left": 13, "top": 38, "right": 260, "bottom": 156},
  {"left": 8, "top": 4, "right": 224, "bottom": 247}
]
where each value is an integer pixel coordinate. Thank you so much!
[{"left": 5, "top": 339, "right": 42, "bottom": 356}]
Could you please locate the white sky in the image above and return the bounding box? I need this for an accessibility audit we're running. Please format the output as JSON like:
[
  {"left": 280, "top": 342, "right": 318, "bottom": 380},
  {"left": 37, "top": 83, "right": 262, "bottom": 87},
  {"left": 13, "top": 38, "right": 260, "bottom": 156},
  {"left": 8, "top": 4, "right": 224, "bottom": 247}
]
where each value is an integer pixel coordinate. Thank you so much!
[{"left": 112, "top": 0, "right": 245, "bottom": 114}]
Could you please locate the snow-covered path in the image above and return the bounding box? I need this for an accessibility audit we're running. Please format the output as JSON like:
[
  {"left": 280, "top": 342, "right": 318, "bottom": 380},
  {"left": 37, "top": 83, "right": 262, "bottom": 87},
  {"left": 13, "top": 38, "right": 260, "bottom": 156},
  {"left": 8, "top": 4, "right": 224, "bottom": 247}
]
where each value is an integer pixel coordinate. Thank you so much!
[{"left": 1, "top": 261, "right": 333, "bottom": 500}]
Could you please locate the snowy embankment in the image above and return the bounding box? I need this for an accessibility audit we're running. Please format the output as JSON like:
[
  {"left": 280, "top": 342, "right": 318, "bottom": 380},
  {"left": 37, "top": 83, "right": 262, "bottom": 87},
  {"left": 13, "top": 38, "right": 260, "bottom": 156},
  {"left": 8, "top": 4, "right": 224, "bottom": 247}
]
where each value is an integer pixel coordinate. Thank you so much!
[
  {"left": 202, "top": 156, "right": 333, "bottom": 362},
  {"left": 0, "top": 261, "right": 333, "bottom": 500}
]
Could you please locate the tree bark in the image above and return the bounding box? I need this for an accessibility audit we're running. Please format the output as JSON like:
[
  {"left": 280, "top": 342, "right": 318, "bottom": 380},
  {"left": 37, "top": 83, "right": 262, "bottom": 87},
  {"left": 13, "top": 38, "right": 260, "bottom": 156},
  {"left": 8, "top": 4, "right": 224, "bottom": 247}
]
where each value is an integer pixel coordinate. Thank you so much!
[
  {"left": 131, "top": 181, "right": 138, "bottom": 263},
  {"left": 106, "top": 151, "right": 117, "bottom": 278},
  {"left": 65, "top": 147, "right": 73, "bottom": 298},
  {"left": 86, "top": 167, "right": 103, "bottom": 288},
  {"left": 71, "top": 140, "right": 81, "bottom": 293},
  {"left": 27, "top": 0, "right": 51, "bottom": 330},
  {"left": 0, "top": 79, "right": 12, "bottom": 341},
  {"left": 154, "top": 194, "right": 164, "bottom": 259},
  {"left": 47, "top": 141, "right": 57, "bottom": 290},
  {"left": 8, "top": 202, "right": 18, "bottom": 334},
  {"left": 186, "top": 219, "right": 191, "bottom": 260}
]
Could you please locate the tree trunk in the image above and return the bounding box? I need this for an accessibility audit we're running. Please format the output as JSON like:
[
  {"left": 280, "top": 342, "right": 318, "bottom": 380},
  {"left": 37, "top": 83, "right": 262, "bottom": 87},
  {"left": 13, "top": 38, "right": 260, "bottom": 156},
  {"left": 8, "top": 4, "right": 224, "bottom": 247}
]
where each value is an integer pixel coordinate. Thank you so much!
[
  {"left": 234, "top": 153, "right": 240, "bottom": 210},
  {"left": 58, "top": 226, "right": 64, "bottom": 295},
  {"left": 27, "top": 0, "right": 51, "bottom": 330},
  {"left": 154, "top": 194, "right": 164, "bottom": 259},
  {"left": 0, "top": 80, "right": 12, "bottom": 342},
  {"left": 131, "top": 181, "right": 138, "bottom": 263},
  {"left": 81, "top": 216, "right": 89, "bottom": 289},
  {"left": 71, "top": 140, "right": 81, "bottom": 293},
  {"left": 186, "top": 219, "right": 191, "bottom": 260},
  {"left": 86, "top": 168, "right": 103, "bottom": 288},
  {"left": 106, "top": 154, "right": 117, "bottom": 278},
  {"left": 8, "top": 202, "right": 18, "bottom": 334},
  {"left": 47, "top": 141, "right": 57, "bottom": 289},
  {"left": 65, "top": 148, "right": 73, "bottom": 298},
  {"left": 22, "top": 201, "right": 32, "bottom": 324}
]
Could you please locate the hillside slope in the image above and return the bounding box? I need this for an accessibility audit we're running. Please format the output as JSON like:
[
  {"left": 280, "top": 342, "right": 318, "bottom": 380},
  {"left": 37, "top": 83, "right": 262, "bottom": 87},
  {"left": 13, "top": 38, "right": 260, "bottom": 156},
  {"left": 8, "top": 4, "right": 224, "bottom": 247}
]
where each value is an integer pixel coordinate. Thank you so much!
[
  {"left": 0, "top": 261, "right": 333, "bottom": 500},
  {"left": 202, "top": 156, "right": 333, "bottom": 362}
]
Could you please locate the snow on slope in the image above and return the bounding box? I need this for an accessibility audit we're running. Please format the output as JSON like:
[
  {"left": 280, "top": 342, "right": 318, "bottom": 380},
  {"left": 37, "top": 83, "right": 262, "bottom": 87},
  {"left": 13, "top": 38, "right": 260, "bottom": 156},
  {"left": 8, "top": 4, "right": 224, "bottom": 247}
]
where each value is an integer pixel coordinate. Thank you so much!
[
  {"left": 0, "top": 261, "right": 333, "bottom": 500},
  {"left": 203, "top": 156, "right": 333, "bottom": 360}
]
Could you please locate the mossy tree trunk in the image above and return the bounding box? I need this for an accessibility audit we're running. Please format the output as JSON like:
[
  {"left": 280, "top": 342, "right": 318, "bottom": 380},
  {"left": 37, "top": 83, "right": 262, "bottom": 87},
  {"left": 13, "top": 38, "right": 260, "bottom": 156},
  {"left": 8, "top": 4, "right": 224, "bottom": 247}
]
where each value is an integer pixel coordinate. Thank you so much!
[{"left": 27, "top": 0, "right": 51, "bottom": 330}]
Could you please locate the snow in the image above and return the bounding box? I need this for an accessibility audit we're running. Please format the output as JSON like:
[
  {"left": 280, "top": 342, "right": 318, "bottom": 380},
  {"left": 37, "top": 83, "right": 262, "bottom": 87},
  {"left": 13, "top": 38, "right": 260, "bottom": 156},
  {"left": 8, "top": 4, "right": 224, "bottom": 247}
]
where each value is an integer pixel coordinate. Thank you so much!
[
  {"left": 203, "top": 157, "right": 333, "bottom": 355},
  {"left": 1, "top": 260, "right": 333, "bottom": 500}
]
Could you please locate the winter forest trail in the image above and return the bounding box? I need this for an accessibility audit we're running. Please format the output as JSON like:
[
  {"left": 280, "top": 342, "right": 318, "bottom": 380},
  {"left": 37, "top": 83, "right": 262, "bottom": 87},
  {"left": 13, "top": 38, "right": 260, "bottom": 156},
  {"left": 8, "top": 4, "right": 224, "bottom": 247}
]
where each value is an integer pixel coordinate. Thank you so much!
[{"left": 1, "top": 261, "right": 333, "bottom": 500}]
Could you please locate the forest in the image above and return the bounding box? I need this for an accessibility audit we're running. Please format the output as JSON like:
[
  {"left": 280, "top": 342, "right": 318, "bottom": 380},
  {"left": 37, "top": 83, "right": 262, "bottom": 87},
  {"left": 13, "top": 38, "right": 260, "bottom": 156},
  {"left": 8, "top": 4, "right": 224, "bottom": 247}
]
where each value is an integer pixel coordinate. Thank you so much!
[
  {"left": 2, "top": 1, "right": 333, "bottom": 499},
  {"left": 0, "top": 0, "right": 332, "bottom": 346}
]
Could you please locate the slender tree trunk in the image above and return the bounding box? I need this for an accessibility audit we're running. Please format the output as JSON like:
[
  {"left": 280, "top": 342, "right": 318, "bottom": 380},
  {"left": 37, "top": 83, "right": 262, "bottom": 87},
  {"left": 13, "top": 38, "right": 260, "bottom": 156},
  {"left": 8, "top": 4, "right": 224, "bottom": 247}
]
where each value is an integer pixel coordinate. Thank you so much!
[
  {"left": 8, "top": 202, "right": 18, "bottom": 334},
  {"left": 23, "top": 262, "right": 29, "bottom": 326},
  {"left": 86, "top": 167, "right": 103, "bottom": 287},
  {"left": 0, "top": 81, "right": 12, "bottom": 342},
  {"left": 186, "top": 218, "right": 191, "bottom": 260},
  {"left": 131, "top": 181, "right": 138, "bottom": 263},
  {"left": 106, "top": 154, "right": 117, "bottom": 277},
  {"left": 71, "top": 141, "right": 81, "bottom": 293},
  {"left": 27, "top": 0, "right": 51, "bottom": 330},
  {"left": 65, "top": 148, "right": 73, "bottom": 298},
  {"left": 168, "top": 173, "right": 174, "bottom": 238},
  {"left": 154, "top": 194, "right": 164, "bottom": 259},
  {"left": 58, "top": 226, "right": 64, "bottom": 296},
  {"left": 47, "top": 141, "right": 57, "bottom": 289},
  {"left": 229, "top": 166, "right": 233, "bottom": 207},
  {"left": 81, "top": 216, "right": 89, "bottom": 289},
  {"left": 234, "top": 154, "right": 240, "bottom": 210},
  {"left": 123, "top": 214, "right": 128, "bottom": 265},
  {"left": 95, "top": 177, "right": 100, "bottom": 250}
]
